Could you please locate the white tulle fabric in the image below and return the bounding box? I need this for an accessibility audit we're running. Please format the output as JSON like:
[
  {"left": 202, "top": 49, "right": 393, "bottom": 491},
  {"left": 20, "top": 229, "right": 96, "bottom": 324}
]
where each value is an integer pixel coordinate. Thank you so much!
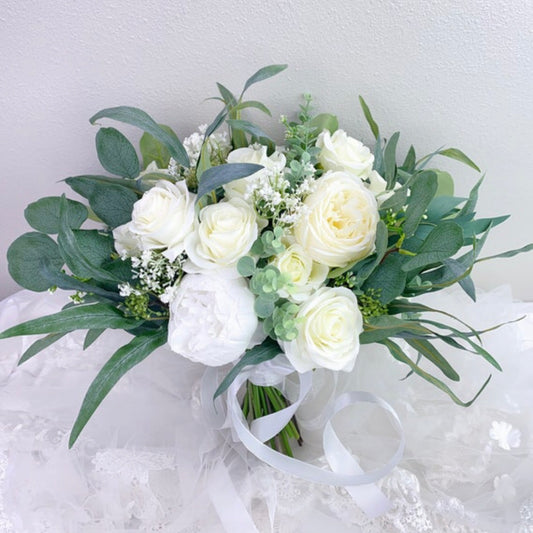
[{"left": 1, "top": 287, "right": 533, "bottom": 532}]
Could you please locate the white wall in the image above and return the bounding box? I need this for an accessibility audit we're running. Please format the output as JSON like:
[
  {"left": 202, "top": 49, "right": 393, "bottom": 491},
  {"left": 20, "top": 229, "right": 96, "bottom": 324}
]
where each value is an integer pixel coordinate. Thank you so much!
[{"left": 1, "top": 0, "right": 532, "bottom": 300}]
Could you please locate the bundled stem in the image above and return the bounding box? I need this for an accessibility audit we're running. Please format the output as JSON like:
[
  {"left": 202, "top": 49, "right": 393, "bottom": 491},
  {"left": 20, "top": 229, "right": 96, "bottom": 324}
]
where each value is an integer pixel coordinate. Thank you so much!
[{"left": 241, "top": 380, "right": 302, "bottom": 456}]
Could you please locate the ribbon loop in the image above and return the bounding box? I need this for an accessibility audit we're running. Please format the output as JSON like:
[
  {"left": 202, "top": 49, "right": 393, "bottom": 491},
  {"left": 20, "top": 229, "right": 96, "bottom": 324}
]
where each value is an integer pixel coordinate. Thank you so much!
[{"left": 201, "top": 358, "right": 405, "bottom": 518}]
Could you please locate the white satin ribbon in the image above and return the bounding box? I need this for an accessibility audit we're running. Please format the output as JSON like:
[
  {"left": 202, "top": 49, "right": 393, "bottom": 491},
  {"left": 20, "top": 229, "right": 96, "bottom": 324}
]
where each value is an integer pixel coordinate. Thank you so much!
[{"left": 202, "top": 357, "right": 404, "bottom": 519}]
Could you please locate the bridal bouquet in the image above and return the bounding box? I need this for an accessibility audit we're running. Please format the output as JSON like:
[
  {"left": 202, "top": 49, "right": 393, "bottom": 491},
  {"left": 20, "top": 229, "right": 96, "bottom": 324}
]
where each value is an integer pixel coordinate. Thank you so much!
[{"left": 1, "top": 65, "right": 531, "bottom": 480}]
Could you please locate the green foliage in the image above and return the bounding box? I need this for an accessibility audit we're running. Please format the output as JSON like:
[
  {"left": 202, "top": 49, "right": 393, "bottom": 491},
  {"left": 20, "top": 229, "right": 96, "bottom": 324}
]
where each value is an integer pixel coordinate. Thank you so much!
[
  {"left": 90, "top": 106, "right": 189, "bottom": 167},
  {"left": 139, "top": 124, "right": 180, "bottom": 169},
  {"left": 214, "top": 337, "right": 281, "bottom": 399},
  {"left": 95, "top": 127, "right": 140, "bottom": 178},
  {"left": 24, "top": 196, "right": 88, "bottom": 235},
  {"left": 69, "top": 327, "right": 167, "bottom": 447},
  {"left": 196, "top": 163, "right": 263, "bottom": 203},
  {"left": 7, "top": 232, "right": 64, "bottom": 291},
  {"left": 0, "top": 303, "right": 142, "bottom": 340},
  {"left": 250, "top": 227, "right": 286, "bottom": 258}
]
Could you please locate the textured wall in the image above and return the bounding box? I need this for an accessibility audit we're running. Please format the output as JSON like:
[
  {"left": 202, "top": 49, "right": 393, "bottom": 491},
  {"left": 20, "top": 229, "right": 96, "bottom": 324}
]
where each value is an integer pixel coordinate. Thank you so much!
[{"left": 1, "top": 0, "right": 532, "bottom": 299}]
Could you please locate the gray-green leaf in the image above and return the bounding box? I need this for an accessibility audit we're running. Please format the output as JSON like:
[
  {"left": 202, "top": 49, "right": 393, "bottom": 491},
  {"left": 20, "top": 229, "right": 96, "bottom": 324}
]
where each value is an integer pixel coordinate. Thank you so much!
[
  {"left": 95, "top": 127, "right": 140, "bottom": 178},
  {"left": 90, "top": 106, "right": 189, "bottom": 168},
  {"left": 69, "top": 328, "right": 167, "bottom": 447},
  {"left": 24, "top": 197, "right": 88, "bottom": 235}
]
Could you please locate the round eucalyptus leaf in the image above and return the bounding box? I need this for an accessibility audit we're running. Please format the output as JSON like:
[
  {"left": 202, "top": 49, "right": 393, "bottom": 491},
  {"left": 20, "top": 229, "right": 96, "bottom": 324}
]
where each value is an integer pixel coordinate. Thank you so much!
[
  {"left": 24, "top": 196, "right": 88, "bottom": 234},
  {"left": 7, "top": 232, "right": 64, "bottom": 291}
]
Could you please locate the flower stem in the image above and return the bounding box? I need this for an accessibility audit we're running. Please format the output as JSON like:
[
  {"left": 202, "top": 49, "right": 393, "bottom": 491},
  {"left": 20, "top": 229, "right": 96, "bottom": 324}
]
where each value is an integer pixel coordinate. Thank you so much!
[{"left": 241, "top": 381, "right": 302, "bottom": 456}]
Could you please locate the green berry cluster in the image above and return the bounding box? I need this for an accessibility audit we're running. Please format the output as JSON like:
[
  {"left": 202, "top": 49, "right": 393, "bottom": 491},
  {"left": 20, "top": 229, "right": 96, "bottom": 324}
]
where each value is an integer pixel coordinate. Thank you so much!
[{"left": 358, "top": 289, "right": 388, "bottom": 318}]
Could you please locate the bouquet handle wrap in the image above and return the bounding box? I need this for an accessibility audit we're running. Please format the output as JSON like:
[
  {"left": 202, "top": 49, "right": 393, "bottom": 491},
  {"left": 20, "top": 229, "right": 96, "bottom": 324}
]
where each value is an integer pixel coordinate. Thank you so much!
[{"left": 202, "top": 358, "right": 405, "bottom": 520}]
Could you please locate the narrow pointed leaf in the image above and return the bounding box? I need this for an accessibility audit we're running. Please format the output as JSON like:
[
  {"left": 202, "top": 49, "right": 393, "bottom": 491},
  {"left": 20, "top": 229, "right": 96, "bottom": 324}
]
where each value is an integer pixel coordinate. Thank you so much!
[
  {"left": 405, "top": 338, "right": 460, "bottom": 381},
  {"left": 477, "top": 242, "right": 533, "bottom": 262},
  {"left": 383, "top": 131, "right": 400, "bottom": 187},
  {"left": 214, "top": 338, "right": 281, "bottom": 399},
  {"left": 84, "top": 329, "right": 105, "bottom": 350},
  {"left": 90, "top": 106, "right": 189, "bottom": 167},
  {"left": 241, "top": 64, "right": 287, "bottom": 96},
  {"left": 196, "top": 163, "right": 263, "bottom": 201},
  {"left": 18, "top": 333, "right": 67, "bottom": 365},
  {"left": 69, "top": 328, "right": 167, "bottom": 447},
  {"left": 358, "top": 96, "right": 380, "bottom": 139},
  {"left": 403, "top": 171, "right": 438, "bottom": 237},
  {"left": 226, "top": 119, "right": 273, "bottom": 142},
  {"left": 216, "top": 82, "right": 237, "bottom": 106},
  {"left": 438, "top": 148, "right": 480, "bottom": 172},
  {"left": 381, "top": 339, "right": 491, "bottom": 407},
  {"left": 232, "top": 100, "right": 272, "bottom": 116},
  {"left": 0, "top": 303, "right": 142, "bottom": 340}
]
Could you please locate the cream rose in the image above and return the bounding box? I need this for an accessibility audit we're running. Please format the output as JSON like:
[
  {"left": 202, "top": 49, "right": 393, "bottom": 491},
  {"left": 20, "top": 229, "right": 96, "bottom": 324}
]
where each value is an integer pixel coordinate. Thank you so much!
[
  {"left": 112, "top": 223, "right": 143, "bottom": 258},
  {"left": 293, "top": 171, "right": 379, "bottom": 268},
  {"left": 168, "top": 274, "right": 259, "bottom": 366},
  {"left": 270, "top": 243, "right": 329, "bottom": 302},
  {"left": 280, "top": 287, "right": 363, "bottom": 372},
  {"left": 184, "top": 197, "right": 258, "bottom": 275},
  {"left": 223, "top": 145, "right": 286, "bottom": 199},
  {"left": 317, "top": 129, "right": 374, "bottom": 178},
  {"left": 126, "top": 180, "right": 196, "bottom": 261}
]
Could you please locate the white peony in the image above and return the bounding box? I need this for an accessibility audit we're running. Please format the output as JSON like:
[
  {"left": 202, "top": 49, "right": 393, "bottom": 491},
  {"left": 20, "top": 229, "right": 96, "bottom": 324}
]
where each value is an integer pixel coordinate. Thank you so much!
[
  {"left": 270, "top": 243, "right": 329, "bottom": 302},
  {"left": 293, "top": 171, "right": 379, "bottom": 268},
  {"left": 223, "top": 144, "right": 286, "bottom": 199},
  {"left": 167, "top": 274, "right": 259, "bottom": 366},
  {"left": 184, "top": 197, "right": 258, "bottom": 275},
  {"left": 280, "top": 287, "right": 363, "bottom": 372},
  {"left": 316, "top": 129, "right": 374, "bottom": 178},
  {"left": 125, "top": 180, "right": 196, "bottom": 261}
]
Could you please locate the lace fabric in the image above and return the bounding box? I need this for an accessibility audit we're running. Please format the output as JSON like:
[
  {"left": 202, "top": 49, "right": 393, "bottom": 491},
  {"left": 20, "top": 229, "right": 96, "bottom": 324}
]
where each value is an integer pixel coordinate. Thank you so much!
[{"left": 0, "top": 287, "right": 532, "bottom": 532}]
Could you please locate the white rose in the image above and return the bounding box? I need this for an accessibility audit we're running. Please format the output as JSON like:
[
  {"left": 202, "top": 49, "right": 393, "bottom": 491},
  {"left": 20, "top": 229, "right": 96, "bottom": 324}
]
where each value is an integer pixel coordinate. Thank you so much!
[
  {"left": 280, "top": 287, "right": 363, "bottom": 372},
  {"left": 224, "top": 145, "right": 286, "bottom": 199},
  {"left": 184, "top": 197, "right": 258, "bottom": 275},
  {"left": 168, "top": 274, "right": 259, "bottom": 366},
  {"left": 294, "top": 171, "right": 379, "bottom": 268},
  {"left": 128, "top": 180, "right": 196, "bottom": 261},
  {"left": 112, "top": 223, "right": 143, "bottom": 258},
  {"left": 365, "top": 170, "right": 399, "bottom": 206},
  {"left": 270, "top": 243, "right": 329, "bottom": 302},
  {"left": 317, "top": 129, "right": 374, "bottom": 178}
]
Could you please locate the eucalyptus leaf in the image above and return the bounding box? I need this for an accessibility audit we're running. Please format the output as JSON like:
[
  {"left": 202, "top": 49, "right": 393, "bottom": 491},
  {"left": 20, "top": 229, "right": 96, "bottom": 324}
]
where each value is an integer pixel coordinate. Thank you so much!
[
  {"left": 214, "top": 338, "right": 281, "bottom": 399},
  {"left": 57, "top": 196, "right": 120, "bottom": 282},
  {"left": 383, "top": 132, "right": 400, "bottom": 187},
  {"left": 65, "top": 175, "right": 142, "bottom": 196},
  {"left": 403, "top": 171, "right": 438, "bottom": 237},
  {"left": 477, "top": 242, "right": 533, "bottom": 263},
  {"left": 232, "top": 100, "right": 272, "bottom": 116},
  {"left": 84, "top": 329, "right": 105, "bottom": 349},
  {"left": 309, "top": 113, "right": 338, "bottom": 134},
  {"left": 0, "top": 303, "right": 142, "bottom": 340},
  {"left": 241, "top": 64, "right": 288, "bottom": 96},
  {"left": 402, "top": 221, "right": 464, "bottom": 272},
  {"left": 85, "top": 183, "right": 138, "bottom": 228},
  {"left": 69, "top": 328, "right": 167, "bottom": 447},
  {"left": 90, "top": 106, "right": 189, "bottom": 168},
  {"left": 196, "top": 163, "right": 263, "bottom": 201},
  {"left": 140, "top": 125, "right": 179, "bottom": 169},
  {"left": 18, "top": 332, "right": 67, "bottom": 365},
  {"left": 401, "top": 145, "right": 416, "bottom": 172},
  {"left": 426, "top": 196, "right": 466, "bottom": 221},
  {"left": 362, "top": 253, "right": 407, "bottom": 304},
  {"left": 405, "top": 338, "right": 460, "bottom": 381},
  {"left": 7, "top": 232, "right": 64, "bottom": 291},
  {"left": 24, "top": 197, "right": 88, "bottom": 235},
  {"left": 381, "top": 339, "right": 491, "bottom": 407},
  {"left": 95, "top": 127, "right": 140, "bottom": 178},
  {"left": 226, "top": 119, "right": 273, "bottom": 143},
  {"left": 358, "top": 96, "right": 380, "bottom": 139},
  {"left": 437, "top": 148, "right": 480, "bottom": 172}
]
